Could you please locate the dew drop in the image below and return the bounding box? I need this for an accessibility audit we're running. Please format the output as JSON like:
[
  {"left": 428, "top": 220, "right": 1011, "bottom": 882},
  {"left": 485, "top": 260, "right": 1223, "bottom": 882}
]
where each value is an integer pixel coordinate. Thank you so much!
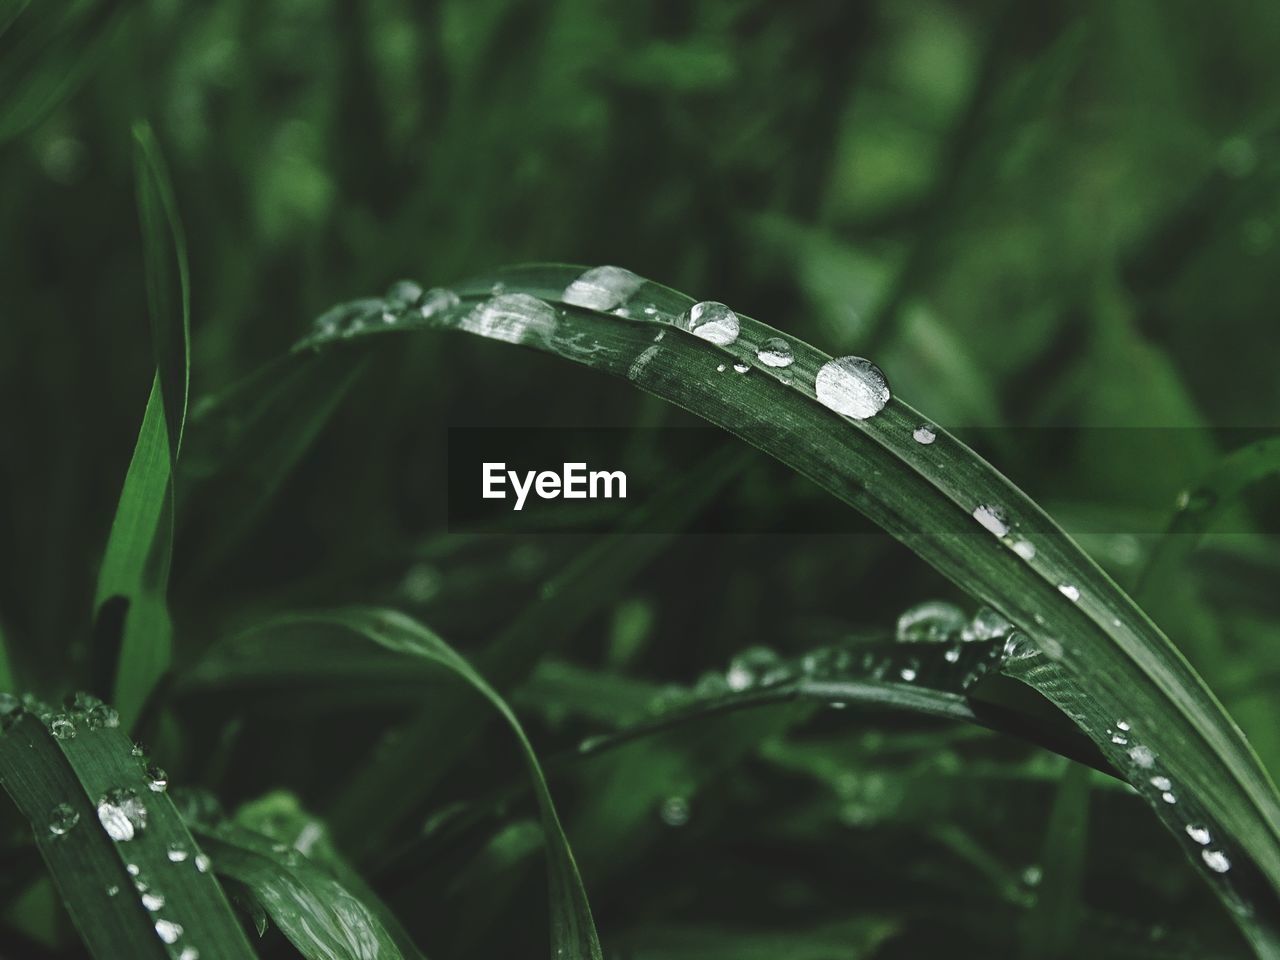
[
  {"left": 944, "top": 645, "right": 961, "bottom": 663},
  {"left": 725, "top": 647, "right": 781, "bottom": 691},
  {"left": 461, "top": 293, "right": 558, "bottom": 345},
  {"left": 756, "top": 337, "right": 794, "bottom": 368},
  {"left": 1116, "top": 719, "right": 1131, "bottom": 731},
  {"left": 127, "top": 863, "right": 140, "bottom": 876},
  {"left": 384, "top": 279, "right": 423, "bottom": 308},
  {"left": 972, "top": 504, "right": 1010, "bottom": 538},
  {"left": 1022, "top": 865, "right": 1043, "bottom": 887},
  {"left": 50, "top": 716, "right": 76, "bottom": 740},
  {"left": 562, "top": 265, "right": 643, "bottom": 311},
  {"left": 142, "top": 891, "right": 166, "bottom": 912},
  {"left": 732, "top": 362, "right": 750, "bottom": 373},
  {"left": 967, "top": 606, "right": 1013, "bottom": 641},
  {"left": 912, "top": 424, "right": 936, "bottom": 445},
  {"left": 1202, "top": 849, "right": 1231, "bottom": 873},
  {"left": 1011, "top": 538, "right": 1036, "bottom": 560},
  {"left": 1162, "top": 791, "right": 1177, "bottom": 805},
  {"left": 167, "top": 843, "right": 189, "bottom": 863},
  {"left": 1128, "top": 745, "right": 1156, "bottom": 769},
  {"left": 814, "top": 356, "right": 890, "bottom": 420},
  {"left": 49, "top": 803, "right": 80, "bottom": 836},
  {"left": 194, "top": 853, "right": 211, "bottom": 874},
  {"left": 146, "top": 762, "right": 168, "bottom": 793},
  {"left": 899, "top": 664, "right": 918, "bottom": 682},
  {"left": 1150, "top": 775, "right": 1172, "bottom": 792},
  {"left": 659, "top": 796, "right": 690, "bottom": 827},
  {"left": 1186, "top": 824, "right": 1211, "bottom": 845},
  {"left": 684, "top": 301, "right": 740, "bottom": 345},
  {"left": 715, "top": 363, "right": 726, "bottom": 372},
  {"left": 179, "top": 948, "right": 200, "bottom": 960},
  {"left": 1058, "top": 583, "right": 1081, "bottom": 602},
  {"left": 106, "top": 884, "right": 119, "bottom": 897},
  {"left": 896, "top": 601, "right": 966, "bottom": 643},
  {"left": 154, "top": 918, "right": 181, "bottom": 942},
  {"left": 97, "top": 788, "right": 147, "bottom": 842},
  {"left": 418, "top": 287, "right": 460, "bottom": 319}
]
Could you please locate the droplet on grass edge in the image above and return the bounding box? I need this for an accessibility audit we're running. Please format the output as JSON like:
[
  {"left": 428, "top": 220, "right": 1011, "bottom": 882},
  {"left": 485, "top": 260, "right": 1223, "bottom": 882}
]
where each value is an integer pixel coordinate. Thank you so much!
[{"left": 814, "top": 357, "right": 890, "bottom": 420}]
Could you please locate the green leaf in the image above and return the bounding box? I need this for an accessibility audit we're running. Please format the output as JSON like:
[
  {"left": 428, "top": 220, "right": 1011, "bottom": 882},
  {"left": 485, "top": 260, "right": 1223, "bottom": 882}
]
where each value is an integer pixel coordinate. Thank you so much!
[
  {"left": 0, "top": 697, "right": 255, "bottom": 959},
  {"left": 0, "top": 618, "right": 15, "bottom": 692},
  {"left": 615, "top": 919, "right": 898, "bottom": 959},
  {"left": 190, "top": 817, "right": 422, "bottom": 960},
  {"left": 195, "top": 608, "right": 602, "bottom": 960},
  {"left": 291, "top": 263, "right": 1280, "bottom": 954},
  {"left": 1021, "top": 762, "right": 1091, "bottom": 959},
  {"left": 94, "top": 126, "right": 191, "bottom": 727}
]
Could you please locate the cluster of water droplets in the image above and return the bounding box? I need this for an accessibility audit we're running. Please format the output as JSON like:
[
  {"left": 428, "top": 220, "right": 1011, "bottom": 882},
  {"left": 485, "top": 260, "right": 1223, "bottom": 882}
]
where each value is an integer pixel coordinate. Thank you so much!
[{"left": 303, "top": 279, "right": 463, "bottom": 347}]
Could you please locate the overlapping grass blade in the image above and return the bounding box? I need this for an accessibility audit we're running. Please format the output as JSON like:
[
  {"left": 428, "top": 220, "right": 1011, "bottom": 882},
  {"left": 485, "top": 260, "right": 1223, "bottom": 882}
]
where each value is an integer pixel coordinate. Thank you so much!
[
  {"left": 277, "top": 263, "right": 1280, "bottom": 953},
  {"left": 193, "top": 608, "right": 602, "bottom": 960},
  {"left": 0, "top": 699, "right": 255, "bottom": 959},
  {"left": 94, "top": 126, "right": 191, "bottom": 727},
  {"left": 190, "top": 818, "right": 422, "bottom": 960}
]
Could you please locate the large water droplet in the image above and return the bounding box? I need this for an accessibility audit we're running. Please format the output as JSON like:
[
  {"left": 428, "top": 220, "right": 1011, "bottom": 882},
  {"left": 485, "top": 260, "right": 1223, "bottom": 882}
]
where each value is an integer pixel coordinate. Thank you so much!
[
  {"left": 972, "top": 504, "right": 1009, "bottom": 537},
  {"left": 563, "top": 265, "right": 643, "bottom": 311},
  {"left": 461, "top": 293, "right": 557, "bottom": 345},
  {"left": 384, "top": 279, "right": 424, "bottom": 308},
  {"left": 757, "top": 337, "right": 794, "bottom": 368},
  {"left": 1186, "top": 824, "right": 1211, "bottom": 845},
  {"left": 1202, "top": 849, "right": 1231, "bottom": 873},
  {"left": 155, "top": 918, "right": 182, "bottom": 942},
  {"left": 49, "top": 803, "right": 80, "bottom": 835},
  {"left": 913, "top": 424, "right": 936, "bottom": 445},
  {"left": 50, "top": 716, "right": 76, "bottom": 740},
  {"left": 684, "top": 301, "right": 740, "bottom": 345},
  {"left": 896, "top": 601, "right": 966, "bottom": 643},
  {"left": 97, "top": 788, "right": 147, "bottom": 842},
  {"left": 814, "top": 357, "right": 890, "bottom": 420}
]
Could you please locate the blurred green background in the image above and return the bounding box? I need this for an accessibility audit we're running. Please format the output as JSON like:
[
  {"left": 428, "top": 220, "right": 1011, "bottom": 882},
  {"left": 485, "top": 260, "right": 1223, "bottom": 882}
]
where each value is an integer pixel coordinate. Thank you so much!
[{"left": 2, "top": 0, "right": 1279, "bottom": 956}]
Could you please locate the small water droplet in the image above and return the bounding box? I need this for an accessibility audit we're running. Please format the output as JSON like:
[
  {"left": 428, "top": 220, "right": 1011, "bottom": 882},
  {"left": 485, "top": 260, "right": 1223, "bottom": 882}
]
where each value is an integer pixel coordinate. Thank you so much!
[
  {"left": 899, "top": 664, "right": 918, "bottom": 682},
  {"left": 1202, "top": 849, "right": 1231, "bottom": 873},
  {"left": 1039, "top": 636, "right": 1065, "bottom": 660},
  {"left": 1161, "top": 791, "right": 1177, "bottom": 805},
  {"left": 50, "top": 716, "right": 76, "bottom": 740},
  {"left": 461, "top": 293, "right": 557, "bottom": 345},
  {"left": 1022, "top": 865, "right": 1043, "bottom": 887},
  {"left": 418, "top": 287, "right": 460, "bottom": 318},
  {"left": 563, "top": 265, "right": 643, "bottom": 311},
  {"left": 1128, "top": 745, "right": 1156, "bottom": 768},
  {"left": 106, "top": 884, "right": 120, "bottom": 897},
  {"left": 896, "top": 601, "right": 966, "bottom": 643},
  {"left": 732, "top": 362, "right": 750, "bottom": 373},
  {"left": 715, "top": 363, "right": 726, "bottom": 372},
  {"left": 146, "top": 762, "right": 168, "bottom": 793},
  {"left": 1011, "top": 539, "right": 1036, "bottom": 560},
  {"left": 725, "top": 647, "right": 781, "bottom": 692},
  {"left": 814, "top": 356, "right": 891, "bottom": 420},
  {"left": 1058, "top": 583, "right": 1080, "bottom": 602},
  {"left": 1111, "top": 732, "right": 1128, "bottom": 745},
  {"left": 967, "top": 606, "right": 1012, "bottom": 641},
  {"left": 1186, "top": 824, "right": 1211, "bottom": 845},
  {"left": 97, "top": 788, "right": 148, "bottom": 842},
  {"left": 127, "top": 863, "right": 140, "bottom": 876},
  {"left": 1116, "top": 719, "right": 1131, "bottom": 731},
  {"left": 179, "top": 948, "right": 200, "bottom": 960},
  {"left": 1150, "top": 775, "right": 1172, "bottom": 791},
  {"left": 944, "top": 645, "right": 961, "bottom": 663},
  {"left": 757, "top": 337, "right": 794, "bottom": 368},
  {"left": 384, "top": 279, "right": 423, "bottom": 308},
  {"left": 194, "top": 853, "right": 211, "bottom": 874},
  {"left": 154, "top": 918, "right": 181, "bottom": 941},
  {"left": 972, "top": 504, "right": 1010, "bottom": 538},
  {"left": 49, "top": 803, "right": 80, "bottom": 836},
  {"left": 167, "top": 843, "right": 189, "bottom": 863},
  {"left": 912, "top": 424, "right": 936, "bottom": 445},
  {"left": 659, "top": 796, "right": 690, "bottom": 827},
  {"left": 684, "top": 301, "right": 740, "bottom": 345},
  {"left": 142, "top": 891, "right": 166, "bottom": 912}
]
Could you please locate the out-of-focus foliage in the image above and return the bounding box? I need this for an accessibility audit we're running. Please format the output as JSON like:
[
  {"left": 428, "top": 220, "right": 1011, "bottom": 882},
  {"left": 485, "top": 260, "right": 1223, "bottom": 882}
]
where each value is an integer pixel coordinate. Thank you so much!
[{"left": 1, "top": 0, "right": 1278, "bottom": 958}]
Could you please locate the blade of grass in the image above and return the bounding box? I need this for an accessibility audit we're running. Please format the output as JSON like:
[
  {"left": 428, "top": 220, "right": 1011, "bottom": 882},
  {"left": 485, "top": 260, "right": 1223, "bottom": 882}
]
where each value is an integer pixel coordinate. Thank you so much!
[
  {"left": 0, "top": 618, "right": 14, "bottom": 692},
  {"left": 285, "top": 263, "right": 1280, "bottom": 954},
  {"left": 1020, "top": 761, "right": 1091, "bottom": 959},
  {"left": 199, "top": 608, "right": 602, "bottom": 960},
  {"left": 95, "top": 126, "right": 191, "bottom": 728},
  {"left": 0, "top": 699, "right": 255, "bottom": 959}
]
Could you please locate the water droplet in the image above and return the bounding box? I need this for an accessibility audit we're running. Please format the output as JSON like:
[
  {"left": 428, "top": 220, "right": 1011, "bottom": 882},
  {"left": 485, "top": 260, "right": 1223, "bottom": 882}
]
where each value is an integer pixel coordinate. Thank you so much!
[
  {"left": 732, "top": 362, "right": 750, "bottom": 373},
  {"left": 659, "top": 796, "right": 690, "bottom": 827},
  {"left": 419, "top": 287, "right": 460, "bottom": 318},
  {"left": 1058, "top": 583, "right": 1080, "bottom": 602},
  {"left": 899, "top": 664, "right": 918, "bottom": 682},
  {"left": 563, "top": 265, "right": 643, "bottom": 311},
  {"left": 684, "top": 301, "right": 740, "bottom": 345},
  {"left": 154, "top": 918, "right": 182, "bottom": 942},
  {"left": 1161, "top": 791, "right": 1177, "bottom": 805},
  {"left": 1116, "top": 719, "right": 1131, "bottom": 731},
  {"left": 944, "top": 645, "right": 961, "bottom": 663},
  {"left": 402, "top": 563, "right": 442, "bottom": 603},
  {"left": 461, "top": 293, "right": 557, "bottom": 345},
  {"left": 130, "top": 743, "right": 144, "bottom": 757},
  {"left": 1128, "top": 745, "right": 1156, "bottom": 768},
  {"left": 1150, "top": 775, "right": 1172, "bottom": 791},
  {"left": 1039, "top": 636, "right": 1065, "bottom": 660},
  {"left": 194, "top": 853, "right": 211, "bottom": 874},
  {"left": 912, "top": 424, "right": 936, "bottom": 445},
  {"left": 1022, "top": 865, "right": 1043, "bottom": 887},
  {"left": 967, "top": 606, "right": 1012, "bottom": 641},
  {"left": 1186, "top": 824, "right": 1211, "bottom": 845},
  {"left": 715, "top": 363, "right": 726, "bottom": 372},
  {"left": 142, "top": 891, "right": 166, "bottom": 912},
  {"left": 972, "top": 504, "right": 1009, "bottom": 537},
  {"left": 127, "top": 863, "right": 140, "bottom": 876},
  {"left": 757, "top": 337, "right": 794, "bottom": 368},
  {"left": 146, "top": 763, "right": 169, "bottom": 793},
  {"left": 725, "top": 647, "right": 781, "bottom": 691},
  {"left": 814, "top": 357, "right": 890, "bottom": 420},
  {"left": 896, "top": 601, "right": 966, "bottom": 643},
  {"left": 167, "top": 843, "right": 189, "bottom": 863},
  {"left": 50, "top": 716, "right": 76, "bottom": 740},
  {"left": 384, "top": 279, "right": 424, "bottom": 308},
  {"left": 97, "top": 788, "right": 148, "bottom": 842},
  {"left": 1011, "top": 539, "right": 1036, "bottom": 560},
  {"left": 106, "top": 884, "right": 120, "bottom": 897},
  {"left": 179, "top": 948, "right": 200, "bottom": 960},
  {"left": 49, "top": 803, "right": 80, "bottom": 835},
  {"left": 1202, "top": 849, "right": 1231, "bottom": 873},
  {"left": 1111, "top": 732, "right": 1128, "bottom": 745}
]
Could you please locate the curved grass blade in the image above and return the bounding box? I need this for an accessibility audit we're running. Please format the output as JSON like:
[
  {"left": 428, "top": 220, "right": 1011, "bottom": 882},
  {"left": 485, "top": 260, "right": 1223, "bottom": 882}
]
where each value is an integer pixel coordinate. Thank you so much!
[
  {"left": 286, "top": 264, "right": 1280, "bottom": 954},
  {"left": 1020, "top": 762, "right": 1090, "bottom": 959},
  {"left": 190, "top": 819, "right": 421, "bottom": 960},
  {"left": 196, "top": 608, "right": 602, "bottom": 960},
  {"left": 0, "top": 697, "right": 255, "bottom": 959},
  {"left": 1138, "top": 435, "right": 1280, "bottom": 599},
  {"left": 94, "top": 127, "right": 191, "bottom": 727},
  {"left": 0, "top": 618, "right": 14, "bottom": 692}
]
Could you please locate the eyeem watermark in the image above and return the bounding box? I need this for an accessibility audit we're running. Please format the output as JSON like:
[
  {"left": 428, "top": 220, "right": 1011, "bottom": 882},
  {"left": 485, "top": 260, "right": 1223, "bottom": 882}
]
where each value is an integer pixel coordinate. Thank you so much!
[{"left": 482, "top": 462, "right": 627, "bottom": 511}]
